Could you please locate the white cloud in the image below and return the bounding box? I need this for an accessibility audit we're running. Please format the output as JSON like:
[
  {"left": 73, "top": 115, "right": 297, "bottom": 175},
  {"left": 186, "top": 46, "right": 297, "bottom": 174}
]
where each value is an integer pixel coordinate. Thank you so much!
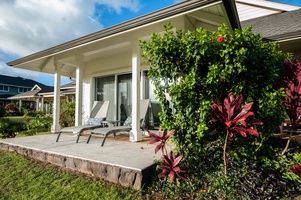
[
  {"left": 0, "top": 0, "right": 103, "bottom": 57},
  {"left": 0, "top": 0, "right": 142, "bottom": 57},
  {"left": 0, "top": 0, "right": 143, "bottom": 86}
]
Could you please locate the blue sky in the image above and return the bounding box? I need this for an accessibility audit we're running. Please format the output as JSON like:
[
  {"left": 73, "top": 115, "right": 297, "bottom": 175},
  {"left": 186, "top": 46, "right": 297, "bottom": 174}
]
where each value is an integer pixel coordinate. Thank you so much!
[
  {"left": 0, "top": 0, "right": 300, "bottom": 86},
  {"left": 270, "top": 0, "right": 301, "bottom": 6}
]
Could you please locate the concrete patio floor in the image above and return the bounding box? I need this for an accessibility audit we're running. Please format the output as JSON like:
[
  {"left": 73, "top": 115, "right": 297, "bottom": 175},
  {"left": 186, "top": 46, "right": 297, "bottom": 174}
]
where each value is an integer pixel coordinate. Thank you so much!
[{"left": 0, "top": 133, "right": 162, "bottom": 189}]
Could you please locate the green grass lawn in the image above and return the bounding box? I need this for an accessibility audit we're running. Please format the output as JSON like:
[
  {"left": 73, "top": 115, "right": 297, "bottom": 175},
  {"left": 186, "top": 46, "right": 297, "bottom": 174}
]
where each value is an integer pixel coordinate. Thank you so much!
[{"left": 0, "top": 150, "right": 142, "bottom": 200}]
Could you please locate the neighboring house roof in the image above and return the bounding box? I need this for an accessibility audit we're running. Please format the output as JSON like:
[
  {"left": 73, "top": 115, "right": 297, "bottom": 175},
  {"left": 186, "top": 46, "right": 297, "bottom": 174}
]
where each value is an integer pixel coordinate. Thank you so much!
[
  {"left": 240, "top": 8, "right": 301, "bottom": 59},
  {"left": 236, "top": 0, "right": 300, "bottom": 21},
  {"left": 0, "top": 94, "right": 13, "bottom": 100},
  {"left": 8, "top": 84, "right": 54, "bottom": 100},
  {"left": 241, "top": 8, "right": 301, "bottom": 41},
  {"left": 0, "top": 74, "right": 46, "bottom": 88},
  {"left": 8, "top": 89, "right": 41, "bottom": 100},
  {"left": 7, "top": 0, "right": 240, "bottom": 77},
  {"left": 61, "top": 81, "right": 76, "bottom": 90},
  {"left": 8, "top": 81, "right": 75, "bottom": 100},
  {"left": 39, "top": 82, "right": 76, "bottom": 97}
]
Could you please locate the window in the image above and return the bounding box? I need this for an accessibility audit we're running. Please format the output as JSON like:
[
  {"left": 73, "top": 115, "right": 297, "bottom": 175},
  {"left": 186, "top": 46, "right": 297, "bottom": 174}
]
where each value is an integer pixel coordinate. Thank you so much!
[
  {"left": 0, "top": 85, "right": 9, "bottom": 92},
  {"left": 18, "top": 87, "right": 29, "bottom": 93}
]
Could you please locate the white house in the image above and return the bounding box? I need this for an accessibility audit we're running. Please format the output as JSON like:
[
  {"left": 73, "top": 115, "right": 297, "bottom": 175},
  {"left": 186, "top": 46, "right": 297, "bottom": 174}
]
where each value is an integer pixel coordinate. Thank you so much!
[{"left": 7, "top": 0, "right": 241, "bottom": 142}]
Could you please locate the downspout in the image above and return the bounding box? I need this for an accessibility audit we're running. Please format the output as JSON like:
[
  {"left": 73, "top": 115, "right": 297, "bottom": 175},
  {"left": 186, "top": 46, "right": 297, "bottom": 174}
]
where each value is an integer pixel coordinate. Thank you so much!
[{"left": 222, "top": 0, "right": 241, "bottom": 30}]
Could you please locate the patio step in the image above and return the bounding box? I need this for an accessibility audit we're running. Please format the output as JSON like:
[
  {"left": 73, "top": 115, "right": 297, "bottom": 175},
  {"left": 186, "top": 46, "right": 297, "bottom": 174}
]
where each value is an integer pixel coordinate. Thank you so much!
[{"left": 0, "top": 134, "right": 159, "bottom": 190}]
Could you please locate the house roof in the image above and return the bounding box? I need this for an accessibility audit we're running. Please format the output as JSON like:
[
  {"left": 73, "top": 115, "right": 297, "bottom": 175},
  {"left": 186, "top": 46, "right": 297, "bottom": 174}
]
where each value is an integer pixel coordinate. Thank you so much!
[
  {"left": 241, "top": 8, "right": 301, "bottom": 41},
  {"left": 7, "top": 0, "right": 240, "bottom": 77},
  {"left": 61, "top": 81, "right": 75, "bottom": 89},
  {"left": 0, "top": 74, "right": 47, "bottom": 88},
  {"left": 236, "top": 0, "right": 300, "bottom": 21},
  {"left": 8, "top": 84, "right": 54, "bottom": 100},
  {"left": 241, "top": 8, "right": 301, "bottom": 59},
  {"left": 0, "top": 94, "right": 14, "bottom": 100}
]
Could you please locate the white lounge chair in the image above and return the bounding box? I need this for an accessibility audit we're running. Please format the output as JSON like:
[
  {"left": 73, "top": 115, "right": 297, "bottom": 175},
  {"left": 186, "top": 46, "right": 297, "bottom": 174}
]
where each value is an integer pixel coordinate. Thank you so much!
[
  {"left": 86, "top": 99, "right": 150, "bottom": 146},
  {"left": 56, "top": 101, "right": 110, "bottom": 143}
]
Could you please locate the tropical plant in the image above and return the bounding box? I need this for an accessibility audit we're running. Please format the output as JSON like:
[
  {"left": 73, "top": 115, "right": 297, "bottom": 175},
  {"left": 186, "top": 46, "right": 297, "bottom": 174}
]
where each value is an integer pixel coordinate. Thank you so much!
[
  {"left": 148, "top": 129, "right": 188, "bottom": 184},
  {"left": 148, "top": 129, "right": 174, "bottom": 154},
  {"left": 290, "top": 164, "right": 301, "bottom": 179},
  {"left": 141, "top": 23, "right": 287, "bottom": 158},
  {"left": 4, "top": 103, "right": 20, "bottom": 116},
  {"left": 158, "top": 151, "right": 188, "bottom": 184},
  {"left": 210, "top": 92, "right": 263, "bottom": 175},
  {"left": 0, "top": 106, "right": 5, "bottom": 118},
  {"left": 60, "top": 98, "right": 75, "bottom": 127},
  {"left": 281, "top": 59, "right": 301, "bottom": 155}
]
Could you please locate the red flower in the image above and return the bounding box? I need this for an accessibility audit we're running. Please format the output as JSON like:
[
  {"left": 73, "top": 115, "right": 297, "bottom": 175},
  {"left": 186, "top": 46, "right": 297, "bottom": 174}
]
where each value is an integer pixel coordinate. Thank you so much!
[{"left": 217, "top": 35, "right": 225, "bottom": 43}]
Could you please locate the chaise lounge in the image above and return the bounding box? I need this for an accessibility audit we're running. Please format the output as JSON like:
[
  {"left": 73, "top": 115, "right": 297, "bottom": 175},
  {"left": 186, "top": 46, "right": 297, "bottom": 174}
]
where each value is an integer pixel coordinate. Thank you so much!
[
  {"left": 56, "top": 101, "right": 110, "bottom": 143},
  {"left": 86, "top": 99, "right": 150, "bottom": 146}
]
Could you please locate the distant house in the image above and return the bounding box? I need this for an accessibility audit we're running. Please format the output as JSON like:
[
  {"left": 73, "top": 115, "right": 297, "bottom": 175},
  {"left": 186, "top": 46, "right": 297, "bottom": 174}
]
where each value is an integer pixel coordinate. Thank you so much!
[
  {"left": 0, "top": 74, "right": 50, "bottom": 107},
  {"left": 8, "top": 82, "right": 75, "bottom": 113}
]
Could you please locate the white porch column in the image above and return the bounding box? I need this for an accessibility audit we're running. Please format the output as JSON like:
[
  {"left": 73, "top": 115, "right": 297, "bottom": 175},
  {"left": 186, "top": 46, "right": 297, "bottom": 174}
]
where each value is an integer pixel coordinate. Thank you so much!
[
  {"left": 41, "top": 97, "right": 44, "bottom": 112},
  {"left": 75, "top": 55, "right": 83, "bottom": 126},
  {"left": 51, "top": 64, "right": 62, "bottom": 133},
  {"left": 18, "top": 100, "right": 22, "bottom": 112},
  {"left": 36, "top": 98, "right": 40, "bottom": 111},
  {"left": 131, "top": 40, "right": 141, "bottom": 142}
]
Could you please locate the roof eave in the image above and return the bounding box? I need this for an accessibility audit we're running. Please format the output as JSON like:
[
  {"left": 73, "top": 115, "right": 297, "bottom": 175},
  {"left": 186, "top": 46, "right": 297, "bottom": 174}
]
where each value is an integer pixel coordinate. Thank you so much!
[{"left": 7, "top": 0, "right": 240, "bottom": 67}]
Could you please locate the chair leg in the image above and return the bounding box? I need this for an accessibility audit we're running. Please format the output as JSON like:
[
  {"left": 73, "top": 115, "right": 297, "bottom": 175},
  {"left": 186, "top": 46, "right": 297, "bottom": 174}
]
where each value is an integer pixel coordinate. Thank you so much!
[
  {"left": 87, "top": 134, "right": 93, "bottom": 144},
  {"left": 101, "top": 133, "right": 110, "bottom": 146},
  {"left": 56, "top": 132, "right": 62, "bottom": 142},
  {"left": 76, "top": 133, "right": 81, "bottom": 143}
]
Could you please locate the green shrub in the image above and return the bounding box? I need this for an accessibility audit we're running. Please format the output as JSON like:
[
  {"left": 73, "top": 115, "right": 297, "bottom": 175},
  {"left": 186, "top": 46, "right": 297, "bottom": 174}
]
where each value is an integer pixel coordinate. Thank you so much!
[
  {"left": 22, "top": 110, "right": 52, "bottom": 136},
  {"left": 0, "top": 106, "right": 5, "bottom": 118},
  {"left": 140, "top": 24, "right": 301, "bottom": 199},
  {"left": 4, "top": 103, "right": 21, "bottom": 116},
  {"left": 141, "top": 24, "right": 287, "bottom": 157},
  {"left": 60, "top": 99, "right": 75, "bottom": 127},
  {"left": 0, "top": 118, "right": 24, "bottom": 138}
]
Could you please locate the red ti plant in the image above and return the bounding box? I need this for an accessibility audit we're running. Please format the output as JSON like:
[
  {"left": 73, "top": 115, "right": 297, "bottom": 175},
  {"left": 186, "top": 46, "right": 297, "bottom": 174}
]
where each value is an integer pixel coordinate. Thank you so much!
[
  {"left": 281, "top": 59, "right": 301, "bottom": 155},
  {"left": 290, "top": 164, "right": 301, "bottom": 179},
  {"left": 148, "top": 128, "right": 174, "bottom": 155},
  {"left": 158, "top": 151, "right": 189, "bottom": 184},
  {"left": 148, "top": 129, "right": 189, "bottom": 184},
  {"left": 210, "top": 92, "right": 263, "bottom": 175}
]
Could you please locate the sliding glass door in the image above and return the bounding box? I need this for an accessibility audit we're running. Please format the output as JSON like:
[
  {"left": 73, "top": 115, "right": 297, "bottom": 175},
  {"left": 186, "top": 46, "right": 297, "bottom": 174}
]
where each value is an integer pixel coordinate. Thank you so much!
[
  {"left": 95, "top": 76, "right": 115, "bottom": 120},
  {"left": 95, "top": 74, "right": 132, "bottom": 123},
  {"left": 118, "top": 74, "right": 132, "bottom": 123}
]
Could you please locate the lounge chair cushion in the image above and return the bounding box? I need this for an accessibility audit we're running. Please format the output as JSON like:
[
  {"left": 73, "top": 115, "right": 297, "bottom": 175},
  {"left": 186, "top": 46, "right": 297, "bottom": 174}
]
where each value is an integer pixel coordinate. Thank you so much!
[
  {"left": 86, "top": 118, "right": 105, "bottom": 125},
  {"left": 123, "top": 116, "right": 132, "bottom": 126}
]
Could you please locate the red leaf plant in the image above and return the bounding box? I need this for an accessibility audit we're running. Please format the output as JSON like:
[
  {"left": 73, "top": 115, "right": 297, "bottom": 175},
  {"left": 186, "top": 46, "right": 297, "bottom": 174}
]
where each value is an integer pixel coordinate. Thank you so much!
[
  {"left": 281, "top": 59, "right": 301, "bottom": 155},
  {"left": 148, "top": 129, "right": 189, "bottom": 184},
  {"left": 210, "top": 92, "right": 263, "bottom": 175},
  {"left": 290, "top": 164, "right": 301, "bottom": 179},
  {"left": 148, "top": 128, "right": 174, "bottom": 155},
  {"left": 158, "top": 151, "right": 189, "bottom": 184}
]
